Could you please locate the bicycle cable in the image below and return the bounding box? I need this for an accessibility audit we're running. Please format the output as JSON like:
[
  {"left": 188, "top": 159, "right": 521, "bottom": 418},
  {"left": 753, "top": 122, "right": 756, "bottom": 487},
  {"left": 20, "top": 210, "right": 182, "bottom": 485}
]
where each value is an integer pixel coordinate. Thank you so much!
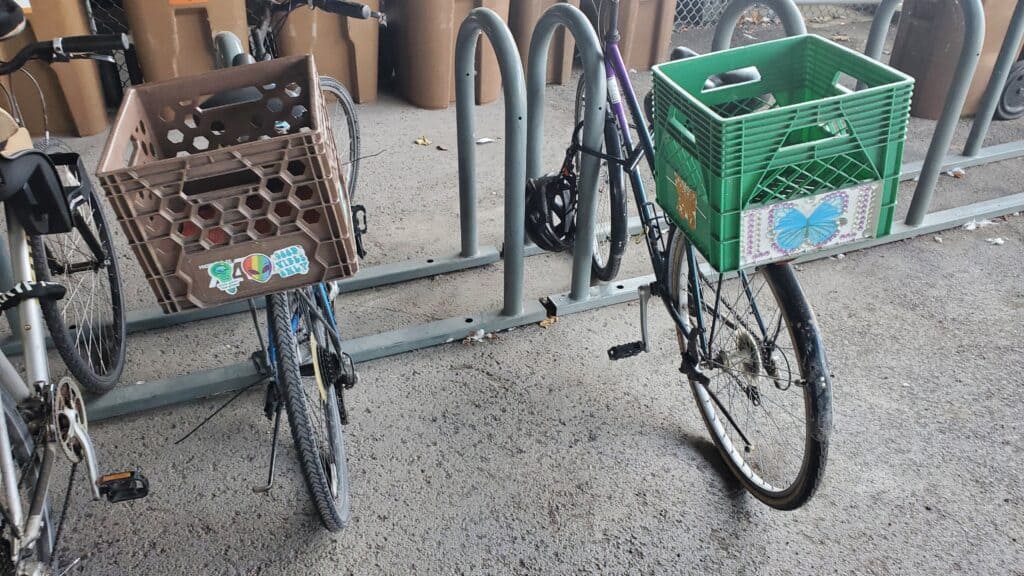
[{"left": 49, "top": 462, "right": 77, "bottom": 572}]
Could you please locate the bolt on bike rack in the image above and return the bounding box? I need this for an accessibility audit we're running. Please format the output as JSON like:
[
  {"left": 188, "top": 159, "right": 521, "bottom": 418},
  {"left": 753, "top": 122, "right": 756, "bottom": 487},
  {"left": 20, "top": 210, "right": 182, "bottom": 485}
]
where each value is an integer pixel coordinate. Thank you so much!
[{"left": 78, "top": 4, "right": 615, "bottom": 422}]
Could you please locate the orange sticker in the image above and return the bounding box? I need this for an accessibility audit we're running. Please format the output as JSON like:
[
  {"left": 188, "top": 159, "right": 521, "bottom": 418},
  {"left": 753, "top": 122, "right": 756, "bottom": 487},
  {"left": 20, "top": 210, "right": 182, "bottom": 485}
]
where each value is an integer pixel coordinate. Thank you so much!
[
  {"left": 674, "top": 174, "right": 698, "bottom": 231},
  {"left": 169, "top": 0, "right": 207, "bottom": 5}
]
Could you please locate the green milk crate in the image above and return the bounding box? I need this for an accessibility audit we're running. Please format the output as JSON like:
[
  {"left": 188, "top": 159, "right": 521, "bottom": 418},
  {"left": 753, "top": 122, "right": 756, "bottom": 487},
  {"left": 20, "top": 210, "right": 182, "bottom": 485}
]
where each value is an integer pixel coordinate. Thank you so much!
[{"left": 652, "top": 35, "right": 914, "bottom": 273}]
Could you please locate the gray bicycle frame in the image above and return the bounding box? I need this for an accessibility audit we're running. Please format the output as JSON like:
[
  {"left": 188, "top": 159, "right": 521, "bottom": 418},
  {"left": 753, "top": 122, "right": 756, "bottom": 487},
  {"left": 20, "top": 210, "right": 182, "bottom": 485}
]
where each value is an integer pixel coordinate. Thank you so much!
[{"left": 0, "top": 203, "right": 57, "bottom": 562}]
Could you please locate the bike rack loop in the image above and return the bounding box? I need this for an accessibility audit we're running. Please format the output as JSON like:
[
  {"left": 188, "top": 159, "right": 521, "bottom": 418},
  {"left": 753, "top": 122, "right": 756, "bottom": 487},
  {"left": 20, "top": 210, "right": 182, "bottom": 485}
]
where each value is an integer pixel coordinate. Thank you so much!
[
  {"left": 526, "top": 3, "right": 607, "bottom": 303},
  {"left": 456, "top": 7, "right": 528, "bottom": 317},
  {"left": 711, "top": 0, "right": 806, "bottom": 52},
  {"left": 964, "top": 0, "right": 1024, "bottom": 156},
  {"left": 873, "top": 0, "right": 984, "bottom": 226}
]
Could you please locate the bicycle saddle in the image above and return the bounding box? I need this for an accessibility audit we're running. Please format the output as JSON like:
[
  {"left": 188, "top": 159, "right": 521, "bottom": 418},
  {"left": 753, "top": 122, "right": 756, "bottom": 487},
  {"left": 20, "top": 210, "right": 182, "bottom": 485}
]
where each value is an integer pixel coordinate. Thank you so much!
[
  {"left": 0, "top": 0, "right": 24, "bottom": 41},
  {"left": 670, "top": 46, "right": 762, "bottom": 89},
  {"left": 0, "top": 149, "right": 74, "bottom": 235}
]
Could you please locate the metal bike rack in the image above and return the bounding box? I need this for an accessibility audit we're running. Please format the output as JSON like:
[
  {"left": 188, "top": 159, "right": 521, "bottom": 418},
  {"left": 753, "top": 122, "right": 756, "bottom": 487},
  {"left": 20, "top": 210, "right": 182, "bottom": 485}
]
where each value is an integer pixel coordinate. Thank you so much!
[
  {"left": 527, "top": 4, "right": 609, "bottom": 309},
  {"left": 546, "top": 0, "right": 1020, "bottom": 312},
  {"left": 83, "top": 8, "right": 540, "bottom": 420},
  {"left": 17, "top": 0, "right": 1024, "bottom": 421}
]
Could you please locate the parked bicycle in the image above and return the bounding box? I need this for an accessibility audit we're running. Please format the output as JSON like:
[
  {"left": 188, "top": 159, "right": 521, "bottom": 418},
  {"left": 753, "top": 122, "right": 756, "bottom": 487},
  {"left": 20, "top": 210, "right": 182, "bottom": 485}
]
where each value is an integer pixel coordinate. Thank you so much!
[
  {"left": 0, "top": 15, "right": 147, "bottom": 576},
  {"left": 528, "top": 0, "right": 834, "bottom": 509},
  {"left": 104, "top": 0, "right": 378, "bottom": 532},
  {"left": 0, "top": 17, "right": 128, "bottom": 395}
]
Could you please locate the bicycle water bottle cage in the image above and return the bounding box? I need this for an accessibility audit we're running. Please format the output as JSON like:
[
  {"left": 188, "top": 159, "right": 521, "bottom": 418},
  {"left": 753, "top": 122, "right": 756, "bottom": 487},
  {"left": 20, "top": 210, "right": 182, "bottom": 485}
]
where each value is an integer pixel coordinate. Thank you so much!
[{"left": 0, "top": 149, "right": 74, "bottom": 235}]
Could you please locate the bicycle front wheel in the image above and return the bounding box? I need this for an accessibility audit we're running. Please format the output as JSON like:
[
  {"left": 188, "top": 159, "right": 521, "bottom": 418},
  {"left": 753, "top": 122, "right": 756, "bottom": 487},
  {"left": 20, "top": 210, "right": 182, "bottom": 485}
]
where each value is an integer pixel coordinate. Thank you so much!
[
  {"left": 320, "top": 76, "right": 360, "bottom": 199},
  {"left": 667, "top": 227, "right": 832, "bottom": 509},
  {"left": 30, "top": 189, "right": 126, "bottom": 394},
  {"left": 269, "top": 289, "right": 350, "bottom": 531}
]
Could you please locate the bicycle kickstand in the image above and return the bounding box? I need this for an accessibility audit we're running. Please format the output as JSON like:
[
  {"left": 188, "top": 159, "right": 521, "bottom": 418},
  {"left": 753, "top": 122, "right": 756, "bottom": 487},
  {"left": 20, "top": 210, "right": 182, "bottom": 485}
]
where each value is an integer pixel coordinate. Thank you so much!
[
  {"left": 607, "top": 284, "right": 652, "bottom": 360},
  {"left": 252, "top": 404, "right": 283, "bottom": 494}
]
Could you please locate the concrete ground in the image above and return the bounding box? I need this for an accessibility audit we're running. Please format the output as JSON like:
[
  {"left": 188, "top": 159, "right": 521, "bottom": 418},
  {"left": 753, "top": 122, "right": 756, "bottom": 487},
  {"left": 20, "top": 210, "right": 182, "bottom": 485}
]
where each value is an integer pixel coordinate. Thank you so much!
[{"left": 15, "top": 14, "right": 1024, "bottom": 576}]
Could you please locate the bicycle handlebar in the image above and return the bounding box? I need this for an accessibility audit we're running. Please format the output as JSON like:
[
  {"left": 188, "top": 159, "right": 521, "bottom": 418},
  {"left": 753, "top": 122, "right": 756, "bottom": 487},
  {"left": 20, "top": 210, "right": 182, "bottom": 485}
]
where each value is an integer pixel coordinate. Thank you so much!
[
  {"left": 270, "top": 0, "right": 374, "bottom": 19},
  {"left": 0, "top": 34, "right": 129, "bottom": 76},
  {"left": 315, "top": 0, "right": 371, "bottom": 19},
  {"left": 59, "top": 33, "right": 131, "bottom": 55}
]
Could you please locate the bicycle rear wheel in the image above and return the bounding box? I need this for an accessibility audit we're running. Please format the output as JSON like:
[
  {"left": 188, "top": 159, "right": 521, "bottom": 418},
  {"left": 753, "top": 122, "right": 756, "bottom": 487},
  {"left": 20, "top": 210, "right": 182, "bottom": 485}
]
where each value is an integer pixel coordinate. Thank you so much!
[
  {"left": 320, "top": 76, "right": 360, "bottom": 199},
  {"left": 575, "top": 77, "right": 629, "bottom": 282},
  {"left": 30, "top": 189, "right": 126, "bottom": 394},
  {"left": 269, "top": 289, "right": 350, "bottom": 531},
  {"left": 667, "top": 227, "right": 832, "bottom": 509}
]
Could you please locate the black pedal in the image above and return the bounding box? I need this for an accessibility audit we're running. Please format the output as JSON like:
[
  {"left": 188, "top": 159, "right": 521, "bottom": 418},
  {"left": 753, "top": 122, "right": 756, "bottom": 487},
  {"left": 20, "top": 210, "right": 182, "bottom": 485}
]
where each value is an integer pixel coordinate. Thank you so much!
[
  {"left": 608, "top": 341, "right": 647, "bottom": 361},
  {"left": 98, "top": 470, "right": 149, "bottom": 503}
]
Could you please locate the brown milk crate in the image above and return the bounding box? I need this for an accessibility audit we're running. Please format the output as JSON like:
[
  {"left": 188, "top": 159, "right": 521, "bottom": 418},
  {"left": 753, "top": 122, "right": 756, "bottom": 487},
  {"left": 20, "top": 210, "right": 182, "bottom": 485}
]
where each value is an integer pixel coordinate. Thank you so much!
[{"left": 96, "top": 55, "right": 358, "bottom": 314}]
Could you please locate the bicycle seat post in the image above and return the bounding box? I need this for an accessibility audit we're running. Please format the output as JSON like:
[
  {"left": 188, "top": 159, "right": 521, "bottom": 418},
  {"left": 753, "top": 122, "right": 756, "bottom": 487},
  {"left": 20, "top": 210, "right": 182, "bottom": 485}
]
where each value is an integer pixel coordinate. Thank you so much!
[{"left": 606, "top": 0, "right": 621, "bottom": 43}]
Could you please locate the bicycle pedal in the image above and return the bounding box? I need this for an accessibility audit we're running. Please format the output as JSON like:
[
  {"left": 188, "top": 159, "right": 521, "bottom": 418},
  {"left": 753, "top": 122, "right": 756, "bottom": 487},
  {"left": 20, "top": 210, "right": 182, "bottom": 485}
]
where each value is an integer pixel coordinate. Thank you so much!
[
  {"left": 98, "top": 470, "right": 149, "bottom": 503},
  {"left": 608, "top": 341, "right": 647, "bottom": 361}
]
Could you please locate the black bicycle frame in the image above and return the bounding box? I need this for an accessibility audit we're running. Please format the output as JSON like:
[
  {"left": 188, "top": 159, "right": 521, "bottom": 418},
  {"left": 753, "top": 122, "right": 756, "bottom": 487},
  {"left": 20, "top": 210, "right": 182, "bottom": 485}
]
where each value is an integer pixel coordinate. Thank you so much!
[{"left": 594, "top": 0, "right": 705, "bottom": 349}]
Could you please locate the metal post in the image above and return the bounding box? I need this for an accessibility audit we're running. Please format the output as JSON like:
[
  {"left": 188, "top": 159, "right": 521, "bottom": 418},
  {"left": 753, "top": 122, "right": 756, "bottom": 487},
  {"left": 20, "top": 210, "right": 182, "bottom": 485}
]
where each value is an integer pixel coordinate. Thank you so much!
[
  {"left": 905, "top": 0, "right": 985, "bottom": 225},
  {"left": 712, "top": 0, "right": 806, "bottom": 52},
  {"left": 455, "top": 9, "right": 528, "bottom": 317},
  {"left": 965, "top": 1, "right": 1024, "bottom": 157},
  {"left": 526, "top": 4, "right": 605, "bottom": 303},
  {"left": 860, "top": 0, "right": 902, "bottom": 90}
]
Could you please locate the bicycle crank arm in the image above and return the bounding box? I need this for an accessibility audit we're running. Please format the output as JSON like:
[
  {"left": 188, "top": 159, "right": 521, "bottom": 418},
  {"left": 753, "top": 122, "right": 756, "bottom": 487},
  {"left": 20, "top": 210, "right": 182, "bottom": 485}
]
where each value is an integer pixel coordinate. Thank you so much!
[
  {"left": 607, "top": 284, "right": 652, "bottom": 360},
  {"left": 67, "top": 419, "right": 101, "bottom": 500}
]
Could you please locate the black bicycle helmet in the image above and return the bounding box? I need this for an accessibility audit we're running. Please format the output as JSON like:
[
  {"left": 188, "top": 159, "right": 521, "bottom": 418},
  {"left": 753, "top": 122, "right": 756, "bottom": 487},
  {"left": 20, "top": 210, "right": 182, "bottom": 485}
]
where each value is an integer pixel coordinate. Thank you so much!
[
  {"left": 0, "top": 0, "right": 25, "bottom": 41},
  {"left": 525, "top": 168, "right": 577, "bottom": 253}
]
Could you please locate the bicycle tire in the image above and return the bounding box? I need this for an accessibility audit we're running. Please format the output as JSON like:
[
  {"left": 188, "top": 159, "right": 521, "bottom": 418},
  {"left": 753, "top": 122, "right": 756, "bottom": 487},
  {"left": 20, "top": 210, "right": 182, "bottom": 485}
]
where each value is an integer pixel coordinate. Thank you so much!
[
  {"left": 667, "top": 227, "right": 832, "bottom": 510},
  {"left": 0, "top": 386, "right": 53, "bottom": 575},
  {"left": 319, "top": 76, "right": 360, "bottom": 199},
  {"left": 29, "top": 190, "right": 126, "bottom": 394},
  {"left": 574, "top": 76, "right": 629, "bottom": 283},
  {"left": 269, "top": 290, "right": 350, "bottom": 531}
]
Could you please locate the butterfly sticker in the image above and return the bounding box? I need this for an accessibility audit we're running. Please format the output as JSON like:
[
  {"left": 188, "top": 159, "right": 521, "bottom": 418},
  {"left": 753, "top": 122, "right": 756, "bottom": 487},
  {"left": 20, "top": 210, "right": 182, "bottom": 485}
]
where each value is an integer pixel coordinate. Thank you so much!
[
  {"left": 674, "top": 174, "right": 698, "bottom": 231},
  {"left": 772, "top": 195, "right": 848, "bottom": 252}
]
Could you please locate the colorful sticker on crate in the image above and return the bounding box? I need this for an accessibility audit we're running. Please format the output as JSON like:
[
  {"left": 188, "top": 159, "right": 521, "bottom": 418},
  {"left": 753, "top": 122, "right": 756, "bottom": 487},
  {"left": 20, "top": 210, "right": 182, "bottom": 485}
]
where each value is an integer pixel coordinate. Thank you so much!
[
  {"left": 739, "top": 182, "right": 880, "bottom": 267},
  {"left": 202, "top": 245, "right": 312, "bottom": 294},
  {"left": 674, "top": 174, "right": 699, "bottom": 231}
]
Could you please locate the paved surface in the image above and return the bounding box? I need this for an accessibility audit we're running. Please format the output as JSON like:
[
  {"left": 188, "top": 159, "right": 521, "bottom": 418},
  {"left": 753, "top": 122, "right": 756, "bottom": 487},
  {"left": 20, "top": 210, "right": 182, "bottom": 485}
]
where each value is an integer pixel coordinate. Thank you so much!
[{"left": 15, "top": 15, "right": 1024, "bottom": 576}]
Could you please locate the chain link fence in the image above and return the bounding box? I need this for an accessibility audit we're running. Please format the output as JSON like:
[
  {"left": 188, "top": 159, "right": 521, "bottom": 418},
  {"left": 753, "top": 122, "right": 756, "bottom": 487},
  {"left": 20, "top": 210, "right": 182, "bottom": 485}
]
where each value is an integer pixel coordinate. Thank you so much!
[{"left": 675, "top": 1, "right": 883, "bottom": 29}]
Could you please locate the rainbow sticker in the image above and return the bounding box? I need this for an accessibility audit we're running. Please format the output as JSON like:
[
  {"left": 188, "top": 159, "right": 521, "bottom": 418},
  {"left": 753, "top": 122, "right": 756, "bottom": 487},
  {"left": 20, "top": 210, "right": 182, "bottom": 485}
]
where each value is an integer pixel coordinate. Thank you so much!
[
  {"left": 242, "top": 254, "right": 274, "bottom": 283},
  {"left": 202, "top": 245, "right": 311, "bottom": 294}
]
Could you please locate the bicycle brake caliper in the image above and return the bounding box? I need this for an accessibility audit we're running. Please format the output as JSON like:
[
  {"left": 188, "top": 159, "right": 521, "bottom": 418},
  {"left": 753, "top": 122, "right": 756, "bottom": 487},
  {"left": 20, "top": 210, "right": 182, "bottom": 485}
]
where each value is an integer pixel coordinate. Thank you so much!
[{"left": 607, "top": 284, "right": 652, "bottom": 361}]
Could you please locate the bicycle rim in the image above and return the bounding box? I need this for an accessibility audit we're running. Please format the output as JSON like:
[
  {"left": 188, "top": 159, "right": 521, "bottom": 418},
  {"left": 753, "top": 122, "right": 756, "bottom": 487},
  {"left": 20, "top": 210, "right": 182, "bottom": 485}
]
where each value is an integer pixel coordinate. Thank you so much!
[
  {"left": 319, "top": 76, "right": 360, "bottom": 200},
  {"left": 30, "top": 192, "right": 126, "bottom": 394},
  {"left": 667, "top": 228, "right": 831, "bottom": 509}
]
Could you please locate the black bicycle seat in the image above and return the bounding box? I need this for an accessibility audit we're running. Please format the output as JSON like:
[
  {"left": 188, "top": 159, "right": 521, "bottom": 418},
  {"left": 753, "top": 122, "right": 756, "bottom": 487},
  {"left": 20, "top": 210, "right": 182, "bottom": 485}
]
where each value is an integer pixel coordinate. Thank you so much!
[
  {"left": 670, "top": 45, "right": 761, "bottom": 89},
  {"left": 0, "top": 150, "right": 74, "bottom": 235},
  {"left": 0, "top": 0, "right": 25, "bottom": 41}
]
